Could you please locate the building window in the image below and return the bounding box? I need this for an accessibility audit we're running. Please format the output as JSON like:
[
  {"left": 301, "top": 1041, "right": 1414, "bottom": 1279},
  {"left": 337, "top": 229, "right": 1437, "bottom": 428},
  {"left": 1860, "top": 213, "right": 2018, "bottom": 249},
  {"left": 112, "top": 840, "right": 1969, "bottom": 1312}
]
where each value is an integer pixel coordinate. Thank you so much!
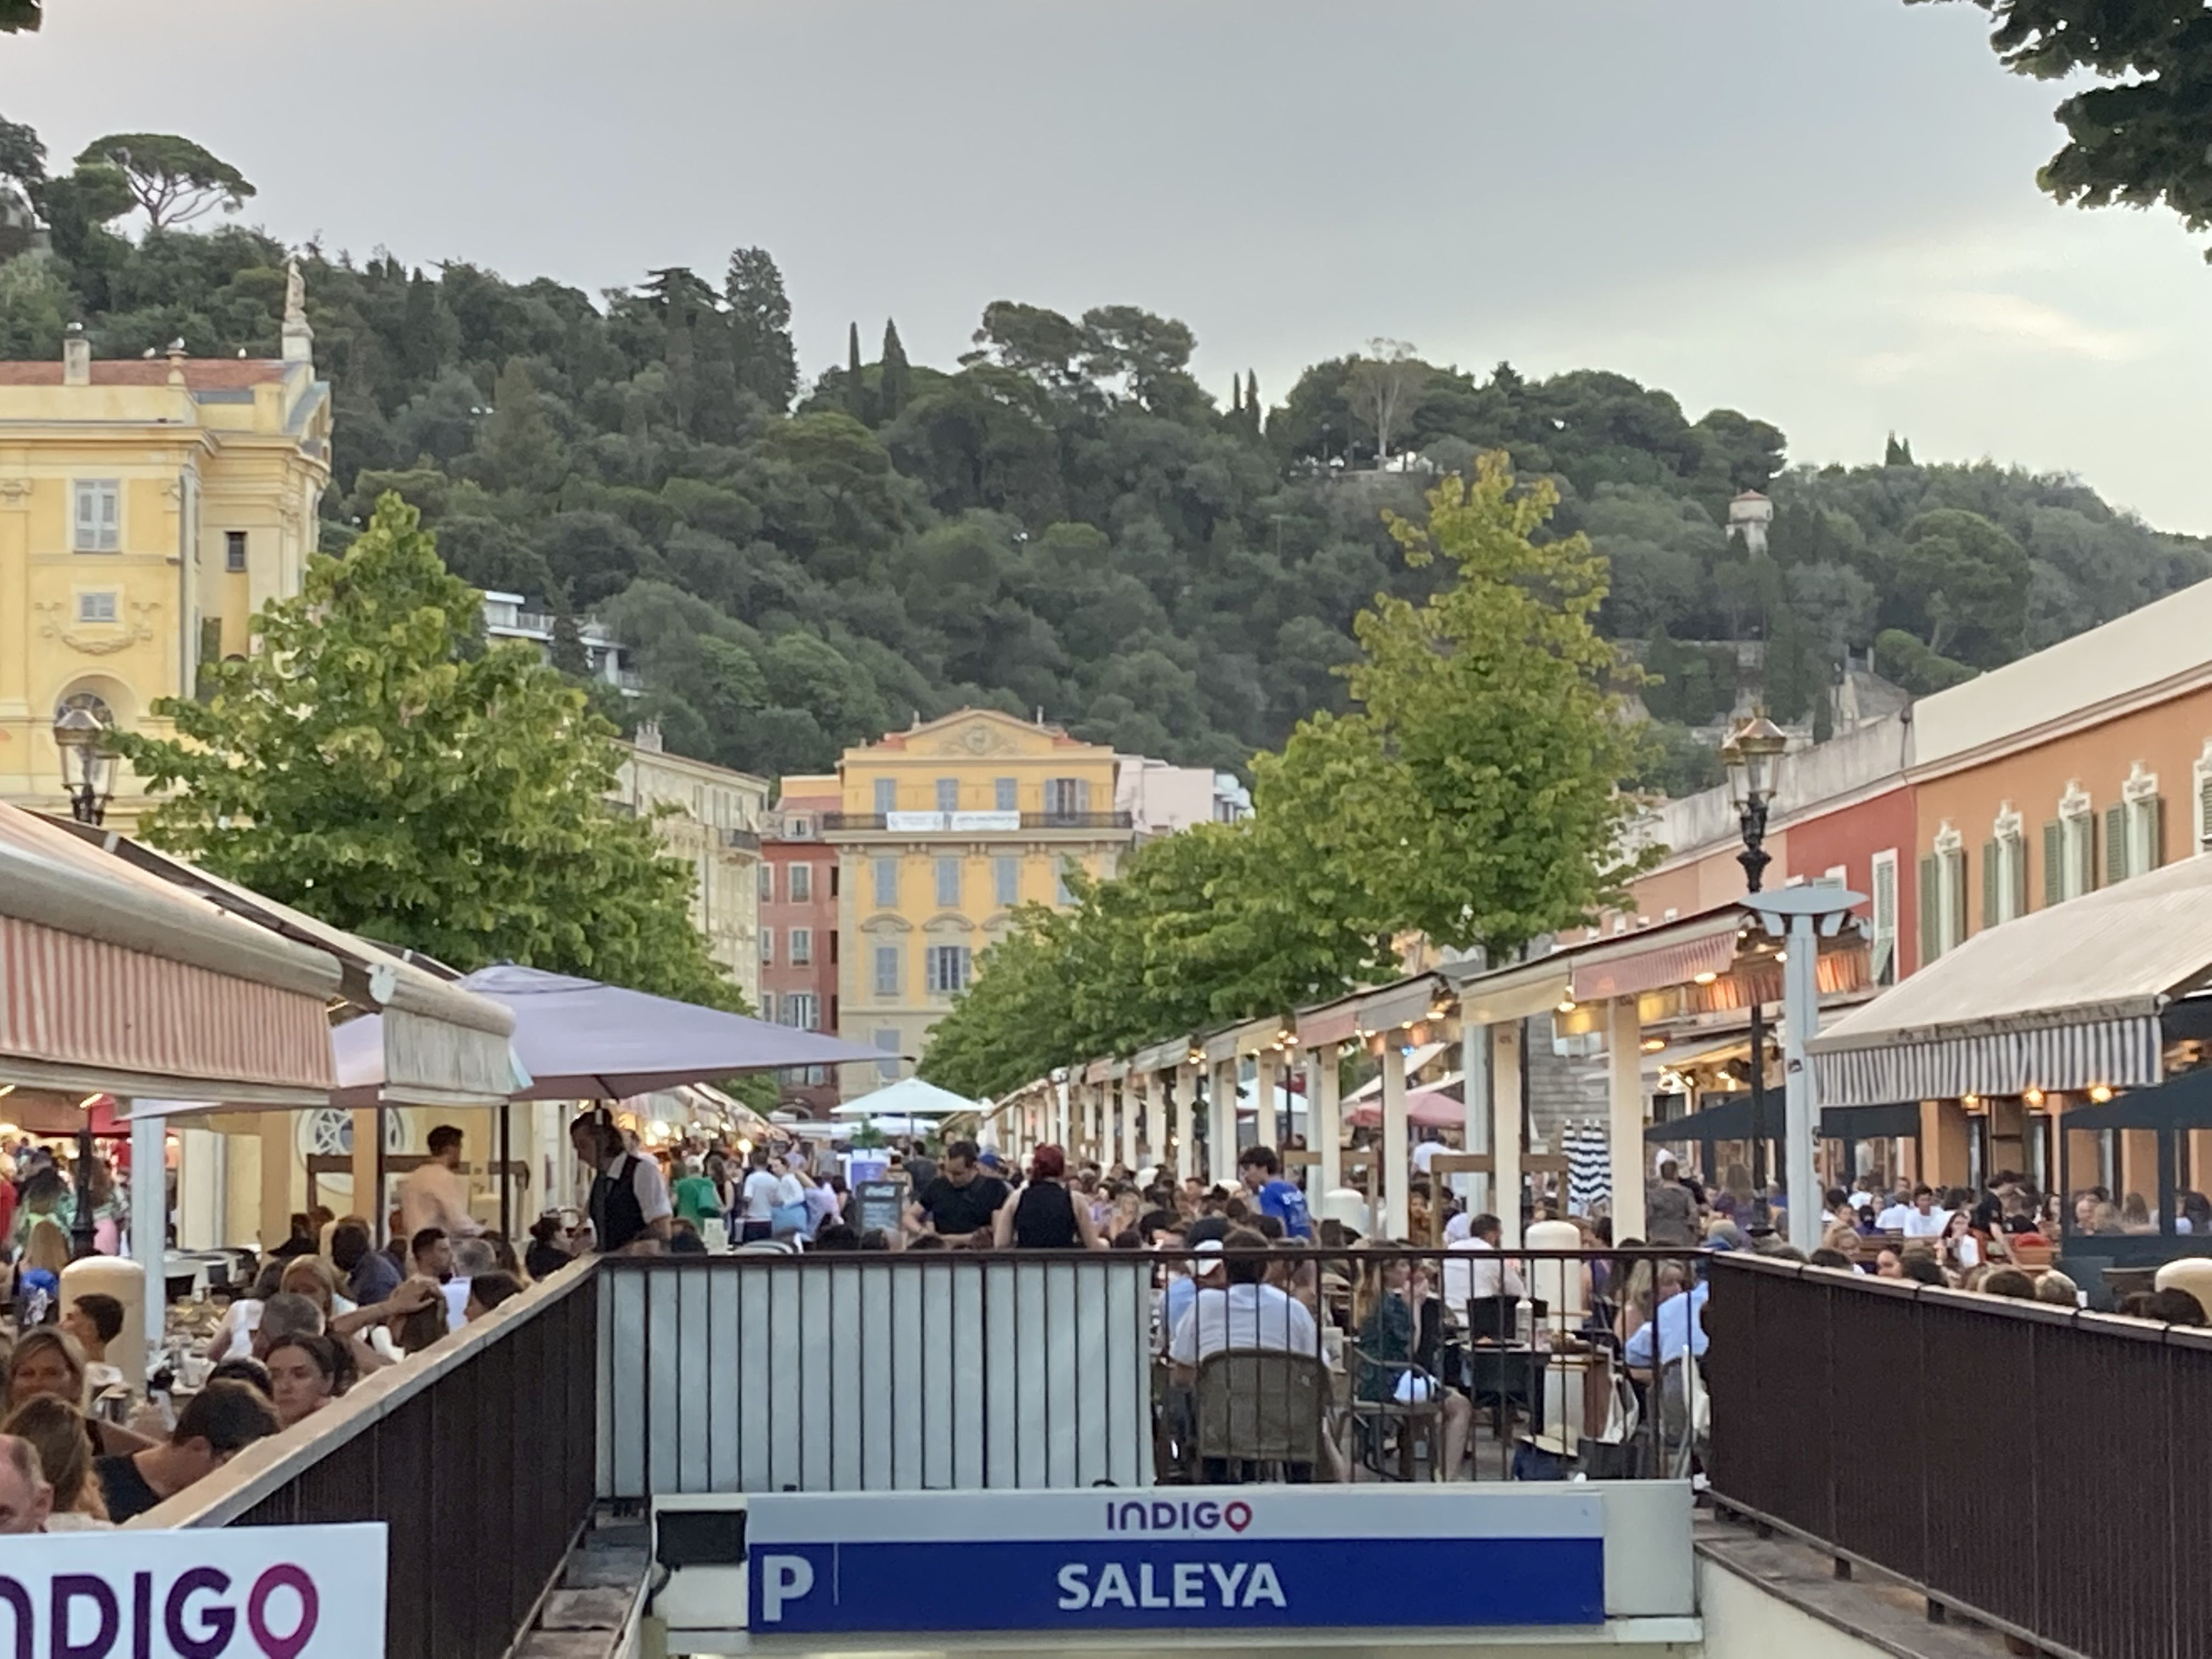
[
  {"left": 2196, "top": 741, "right": 2212, "bottom": 856},
  {"left": 72, "top": 480, "right": 121, "bottom": 552},
  {"left": 995, "top": 776, "right": 1018, "bottom": 812},
  {"left": 924, "top": 944, "right": 973, "bottom": 996},
  {"left": 935, "top": 856, "right": 961, "bottom": 908},
  {"left": 787, "top": 815, "right": 812, "bottom": 839},
  {"left": 782, "top": 992, "right": 818, "bottom": 1030},
  {"left": 1043, "top": 777, "right": 1091, "bottom": 820},
  {"left": 75, "top": 591, "right": 119, "bottom": 624},
  {"left": 1869, "top": 849, "right": 1898, "bottom": 986},
  {"left": 993, "top": 856, "right": 1019, "bottom": 907},
  {"left": 2046, "top": 784, "right": 2095, "bottom": 905},
  {"left": 224, "top": 530, "right": 247, "bottom": 572},
  {"left": 1814, "top": 866, "right": 1846, "bottom": 889},
  {"left": 873, "top": 777, "right": 897, "bottom": 816},
  {"left": 2108, "top": 764, "right": 2163, "bottom": 885},
  {"left": 789, "top": 863, "right": 812, "bottom": 904},
  {"left": 760, "top": 927, "right": 775, "bottom": 965},
  {"left": 873, "top": 1028, "right": 901, "bottom": 1080},
  {"left": 1984, "top": 808, "right": 2028, "bottom": 928},
  {"left": 1055, "top": 857, "right": 1079, "bottom": 906},
  {"left": 1919, "top": 826, "right": 1966, "bottom": 963},
  {"left": 759, "top": 992, "right": 777, "bottom": 1023},
  {"left": 873, "top": 945, "right": 901, "bottom": 998},
  {"left": 790, "top": 927, "right": 812, "bottom": 966},
  {"left": 935, "top": 777, "right": 959, "bottom": 814},
  {"left": 758, "top": 863, "right": 774, "bottom": 902},
  {"left": 872, "top": 857, "right": 899, "bottom": 908}
]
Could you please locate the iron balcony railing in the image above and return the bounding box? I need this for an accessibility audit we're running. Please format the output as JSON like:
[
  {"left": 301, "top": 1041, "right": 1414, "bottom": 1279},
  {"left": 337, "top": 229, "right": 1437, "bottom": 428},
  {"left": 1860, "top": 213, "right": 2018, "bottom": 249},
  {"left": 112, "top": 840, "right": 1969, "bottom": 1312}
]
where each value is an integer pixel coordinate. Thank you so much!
[
  {"left": 821, "top": 810, "right": 1135, "bottom": 832},
  {"left": 1705, "top": 1254, "right": 2212, "bottom": 1659}
]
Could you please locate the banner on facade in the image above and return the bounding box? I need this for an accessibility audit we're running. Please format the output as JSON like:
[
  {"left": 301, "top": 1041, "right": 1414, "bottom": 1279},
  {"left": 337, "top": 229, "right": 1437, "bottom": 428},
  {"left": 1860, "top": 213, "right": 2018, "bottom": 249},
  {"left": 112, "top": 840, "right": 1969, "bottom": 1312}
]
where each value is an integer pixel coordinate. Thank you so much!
[{"left": 0, "top": 1522, "right": 385, "bottom": 1658}]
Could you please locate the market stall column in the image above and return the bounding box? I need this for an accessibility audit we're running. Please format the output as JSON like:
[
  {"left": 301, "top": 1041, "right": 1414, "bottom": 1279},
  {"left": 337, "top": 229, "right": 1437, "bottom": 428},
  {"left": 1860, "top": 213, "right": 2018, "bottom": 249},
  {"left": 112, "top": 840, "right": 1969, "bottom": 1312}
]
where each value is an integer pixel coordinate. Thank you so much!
[
  {"left": 1459, "top": 1017, "right": 1491, "bottom": 1215},
  {"left": 1209, "top": 1058, "right": 1236, "bottom": 1186},
  {"left": 1174, "top": 1060, "right": 1198, "bottom": 1184},
  {"left": 1493, "top": 1024, "right": 1524, "bottom": 1248},
  {"left": 1606, "top": 999, "right": 1646, "bottom": 1248},
  {"left": 1378, "top": 1040, "right": 1410, "bottom": 1242},
  {"left": 1145, "top": 1071, "right": 1167, "bottom": 1176},
  {"left": 1311, "top": 1046, "right": 1341, "bottom": 1201}
]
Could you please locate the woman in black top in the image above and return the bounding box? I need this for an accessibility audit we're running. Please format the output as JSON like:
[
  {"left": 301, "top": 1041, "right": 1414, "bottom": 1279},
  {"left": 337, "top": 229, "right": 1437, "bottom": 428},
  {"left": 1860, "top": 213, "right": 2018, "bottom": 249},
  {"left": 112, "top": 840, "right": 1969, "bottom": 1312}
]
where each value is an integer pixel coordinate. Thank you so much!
[{"left": 992, "top": 1145, "right": 1105, "bottom": 1250}]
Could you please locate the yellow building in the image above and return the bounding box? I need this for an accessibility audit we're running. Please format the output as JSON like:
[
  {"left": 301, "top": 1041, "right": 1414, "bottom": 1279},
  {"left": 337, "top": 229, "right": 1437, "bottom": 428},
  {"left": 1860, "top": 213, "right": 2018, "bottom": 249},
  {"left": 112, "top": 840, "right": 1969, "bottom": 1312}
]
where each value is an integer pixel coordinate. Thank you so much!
[
  {"left": 828, "top": 709, "right": 1132, "bottom": 1091},
  {"left": 0, "top": 275, "right": 331, "bottom": 825},
  {"left": 612, "top": 723, "right": 769, "bottom": 1005}
]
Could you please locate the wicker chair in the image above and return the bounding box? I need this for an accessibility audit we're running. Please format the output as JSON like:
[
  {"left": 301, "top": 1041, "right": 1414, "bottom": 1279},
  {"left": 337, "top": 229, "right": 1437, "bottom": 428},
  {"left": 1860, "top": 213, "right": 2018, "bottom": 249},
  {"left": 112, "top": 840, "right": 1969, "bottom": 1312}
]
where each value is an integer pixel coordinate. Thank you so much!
[
  {"left": 1192, "top": 1348, "right": 1332, "bottom": 1480},
  {"left": 1342, "top": 1339, "right": 1447, "bottom": 1481}
]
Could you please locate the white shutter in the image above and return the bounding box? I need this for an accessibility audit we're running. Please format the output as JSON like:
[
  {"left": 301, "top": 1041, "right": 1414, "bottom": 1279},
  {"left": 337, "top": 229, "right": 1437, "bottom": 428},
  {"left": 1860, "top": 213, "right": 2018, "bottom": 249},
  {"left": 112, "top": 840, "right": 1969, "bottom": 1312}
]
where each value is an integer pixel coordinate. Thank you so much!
[
  {"left": 1871, "top": 851, "right": 1898, "bottom": 985},
  {"left": 96, "top": 483, "right": 120, "bottom": 550}
]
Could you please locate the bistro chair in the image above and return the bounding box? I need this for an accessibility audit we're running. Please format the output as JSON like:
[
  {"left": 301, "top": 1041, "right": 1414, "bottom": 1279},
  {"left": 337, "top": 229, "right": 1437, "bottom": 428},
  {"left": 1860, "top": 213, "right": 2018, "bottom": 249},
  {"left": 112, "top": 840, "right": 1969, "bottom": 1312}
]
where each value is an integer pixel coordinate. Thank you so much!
[{"left": 1192, "top": 1348, "right": 1331, "bottom": 1481}]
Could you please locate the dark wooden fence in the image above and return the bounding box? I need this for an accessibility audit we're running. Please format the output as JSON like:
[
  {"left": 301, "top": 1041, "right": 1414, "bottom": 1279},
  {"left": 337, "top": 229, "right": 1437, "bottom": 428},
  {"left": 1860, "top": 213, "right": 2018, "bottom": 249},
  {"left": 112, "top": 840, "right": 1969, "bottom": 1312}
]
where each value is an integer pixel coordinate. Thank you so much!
[{"left": 1706, "top": 1254, "right": 2212, "bottom": 1659}]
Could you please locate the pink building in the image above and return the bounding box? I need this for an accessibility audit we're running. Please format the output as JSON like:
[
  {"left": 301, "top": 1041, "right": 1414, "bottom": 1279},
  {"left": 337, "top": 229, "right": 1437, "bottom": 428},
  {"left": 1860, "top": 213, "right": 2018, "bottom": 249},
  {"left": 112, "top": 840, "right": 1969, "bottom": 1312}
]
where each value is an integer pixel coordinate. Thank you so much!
[{"left": 760, "top": 775, "right": 842, "bottom": 1116}]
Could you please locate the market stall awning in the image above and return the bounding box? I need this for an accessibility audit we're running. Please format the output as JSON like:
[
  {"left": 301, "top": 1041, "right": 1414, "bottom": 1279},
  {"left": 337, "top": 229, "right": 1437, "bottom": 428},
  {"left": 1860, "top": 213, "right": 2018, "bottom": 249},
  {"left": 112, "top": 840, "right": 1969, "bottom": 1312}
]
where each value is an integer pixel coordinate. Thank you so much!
[
  {"left": 1571, "top": 913, "right": 1742, "bottom": 1003},
  {"left": 833, "top": 1076, "right": 979, "bottom": 1120},
  {"left": 1819, "top": 1102, "right": 1922, "bottom": 1141},
  {"left": 35, "top": 816, "right": 520, "bottom": 1112},
  {"left": 1645, "top": 1095, "right": 1781, "bottom": 1144},
  {"left": 0, "top": 804, "right": 339, "bottom": 1104},
  {"left": 1809, "top": 853, "right": 2212, "bottom": 1107},
  {"left": 2055, "top": 1068, "right": 2212, "bottom": 1133}
]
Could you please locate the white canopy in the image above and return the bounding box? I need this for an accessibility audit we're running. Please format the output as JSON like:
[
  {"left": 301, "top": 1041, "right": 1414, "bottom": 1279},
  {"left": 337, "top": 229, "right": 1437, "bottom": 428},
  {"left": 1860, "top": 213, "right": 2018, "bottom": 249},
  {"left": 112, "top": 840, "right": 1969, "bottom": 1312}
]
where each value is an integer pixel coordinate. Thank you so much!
[
  {"left": 833, "top": 1076, "right": 980, "bottom": 1119},
  {"left": 1812, "top": 852, "right": 2212, "bottom": 1107}
]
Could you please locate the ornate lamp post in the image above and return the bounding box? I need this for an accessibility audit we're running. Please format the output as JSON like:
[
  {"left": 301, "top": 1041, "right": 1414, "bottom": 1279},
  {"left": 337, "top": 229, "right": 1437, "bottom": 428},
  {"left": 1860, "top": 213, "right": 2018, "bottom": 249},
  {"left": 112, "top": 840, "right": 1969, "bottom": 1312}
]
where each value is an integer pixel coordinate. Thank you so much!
[
  {"left": 1722, "top": 715, "right": 1788, "bottom": 1224},
  {"left": 54, "top": 706, "right": 117, "bottom": 1256},
  {"left": 53, "top": 706, "right": 116, "bottom": 827}
]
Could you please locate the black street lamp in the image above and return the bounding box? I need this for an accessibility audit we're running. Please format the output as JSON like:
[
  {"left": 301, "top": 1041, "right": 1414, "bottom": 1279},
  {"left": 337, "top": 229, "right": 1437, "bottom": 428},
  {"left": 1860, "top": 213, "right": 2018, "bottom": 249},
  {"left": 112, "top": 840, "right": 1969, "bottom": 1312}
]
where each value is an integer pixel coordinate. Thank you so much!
[
  {"left": 1723, "top": 714, "right": 1788, "bottom": 1224},
  {"left": 53, "top": 705, "right": 116, "bottom": 1257},
  {"left": 53, "top": 706, "right": 116, "bottom": 827}
]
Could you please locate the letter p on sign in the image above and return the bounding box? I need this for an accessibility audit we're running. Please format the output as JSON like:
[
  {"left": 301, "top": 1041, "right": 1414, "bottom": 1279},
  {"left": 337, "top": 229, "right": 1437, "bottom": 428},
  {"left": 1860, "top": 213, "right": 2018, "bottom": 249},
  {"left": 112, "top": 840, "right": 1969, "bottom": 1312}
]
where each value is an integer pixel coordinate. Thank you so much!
[{"left": 760, "top": 1554, "right": 815, "bottom": 1624}]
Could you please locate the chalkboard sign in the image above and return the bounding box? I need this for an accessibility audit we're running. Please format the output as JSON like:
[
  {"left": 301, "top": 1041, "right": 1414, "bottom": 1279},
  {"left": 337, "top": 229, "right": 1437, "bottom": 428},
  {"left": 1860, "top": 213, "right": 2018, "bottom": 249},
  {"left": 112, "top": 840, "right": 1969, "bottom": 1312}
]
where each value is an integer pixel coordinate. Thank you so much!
[{"left": 855, "top": 1179, "right": 906, "bottom": 1239}]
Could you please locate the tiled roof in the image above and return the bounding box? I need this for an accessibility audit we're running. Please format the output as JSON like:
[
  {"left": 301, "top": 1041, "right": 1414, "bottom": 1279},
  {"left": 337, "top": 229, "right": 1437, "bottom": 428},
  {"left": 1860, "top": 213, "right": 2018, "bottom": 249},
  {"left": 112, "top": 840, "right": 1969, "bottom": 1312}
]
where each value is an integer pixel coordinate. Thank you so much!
[{"left": 0, "top": 359, "right": 292, "bottom": 389}]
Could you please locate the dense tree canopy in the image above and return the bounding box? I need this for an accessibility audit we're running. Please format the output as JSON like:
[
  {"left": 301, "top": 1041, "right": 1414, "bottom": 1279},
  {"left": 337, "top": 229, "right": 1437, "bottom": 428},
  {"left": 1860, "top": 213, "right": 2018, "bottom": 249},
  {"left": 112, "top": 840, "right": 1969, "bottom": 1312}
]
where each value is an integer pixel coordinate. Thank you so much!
[
  {"left": 113, "top": 496, "right": 738, "bottom": 1007},
  {"left": 1914, "top": 0, "right": 2212, "bottom": 256},
  {"left": 1, "top": 110, "right": 2203, "bottom": 803}
]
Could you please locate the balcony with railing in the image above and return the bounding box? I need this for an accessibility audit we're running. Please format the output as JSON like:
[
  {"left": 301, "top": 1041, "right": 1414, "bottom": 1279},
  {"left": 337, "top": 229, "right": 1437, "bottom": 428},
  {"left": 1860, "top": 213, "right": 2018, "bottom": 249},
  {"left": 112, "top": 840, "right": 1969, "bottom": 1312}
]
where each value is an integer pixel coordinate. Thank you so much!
[{"left": 822, "top": 809, "right": 1136, "bottom": 834}]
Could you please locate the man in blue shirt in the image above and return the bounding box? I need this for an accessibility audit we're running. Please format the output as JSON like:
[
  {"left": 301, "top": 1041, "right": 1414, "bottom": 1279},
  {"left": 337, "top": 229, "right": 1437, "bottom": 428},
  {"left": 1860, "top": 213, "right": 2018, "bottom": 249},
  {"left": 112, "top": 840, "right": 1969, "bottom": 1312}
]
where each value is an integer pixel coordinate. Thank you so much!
[
  {"left": 1624, "top": 1263, "right": 1710, "bottom": 1374},
  {"left": 1237, "top": 1146, "right": 1312, "bottom": 1240}
]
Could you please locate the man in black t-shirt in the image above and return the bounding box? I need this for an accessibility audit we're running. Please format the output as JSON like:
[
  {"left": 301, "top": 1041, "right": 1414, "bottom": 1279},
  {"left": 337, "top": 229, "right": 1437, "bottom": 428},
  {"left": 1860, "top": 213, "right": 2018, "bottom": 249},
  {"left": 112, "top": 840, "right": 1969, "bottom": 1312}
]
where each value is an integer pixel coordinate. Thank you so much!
[
  {"left": 94, "top": 1381, "right": 279, "bottom": 1524},
  {"left": 906, "top": 1139, "right": 1009, "bottom": 1239}
]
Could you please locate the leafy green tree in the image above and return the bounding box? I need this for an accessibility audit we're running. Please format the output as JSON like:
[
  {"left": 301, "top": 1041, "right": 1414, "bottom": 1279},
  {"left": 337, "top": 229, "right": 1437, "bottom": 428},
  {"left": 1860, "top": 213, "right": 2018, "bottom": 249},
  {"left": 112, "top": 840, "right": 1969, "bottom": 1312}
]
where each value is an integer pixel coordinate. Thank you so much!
[
  {"left": 1914, "top": 0, "right": 2212, "bottom": 255},
  {"left": 1875, "top": 627, "right": 1977, "bottom": 695},
  {"left": 0, "top": 3, "right": 40, "bottom": 35},
  {"left": 1762, "top": 602, "right": 1822, "bottom": 724},
  {"left": 0, "top": 112, "right": 43, "bottom": 192},
  {"left": 471, "top": 358, "right": 566, "bottom": 497},
  {"left": 1292, "top": 454, "right": 1653, "bottom": 955},
  {"left": 74, "top": 133, "right": 254, "bottom": 230},
  {"left": 112, "top": 495, "right": 737, "bottom": 1007},
  {"left": 1884, "top": 433, "right": 1915, "bottom": 467},
  {"left": 1891, "top": 507, "right": 2029, "bottom": 665}
]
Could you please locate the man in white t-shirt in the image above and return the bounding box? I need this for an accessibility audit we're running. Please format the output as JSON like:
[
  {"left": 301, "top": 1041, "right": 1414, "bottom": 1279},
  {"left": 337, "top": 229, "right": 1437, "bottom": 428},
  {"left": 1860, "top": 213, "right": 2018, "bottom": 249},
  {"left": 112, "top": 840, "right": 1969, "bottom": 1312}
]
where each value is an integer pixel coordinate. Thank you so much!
[
  {"left": 1441, "top": 1212, "right": 1526, "bottom": 1311},
  {"left": 1167, "top": 1229, "right": 1318, "bottom": 1369},
  {"left": 1874, "top": 1189, "right": 1914, "bottom": 1232},
  {"left": 1898, "top": 1186, "right": 1948, "bottom": 1239},
  {"left": 1411, "top": 1133, "right": 1444, "bottom": 1178}
]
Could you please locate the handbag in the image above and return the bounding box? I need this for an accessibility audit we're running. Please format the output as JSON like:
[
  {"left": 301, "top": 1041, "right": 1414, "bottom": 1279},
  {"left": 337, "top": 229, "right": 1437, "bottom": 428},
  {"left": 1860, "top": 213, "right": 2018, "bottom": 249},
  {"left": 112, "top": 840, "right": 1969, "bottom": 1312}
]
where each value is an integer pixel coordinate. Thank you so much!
[{"left": 770, "top": 1201, "right": 808, "bottom": 1237}]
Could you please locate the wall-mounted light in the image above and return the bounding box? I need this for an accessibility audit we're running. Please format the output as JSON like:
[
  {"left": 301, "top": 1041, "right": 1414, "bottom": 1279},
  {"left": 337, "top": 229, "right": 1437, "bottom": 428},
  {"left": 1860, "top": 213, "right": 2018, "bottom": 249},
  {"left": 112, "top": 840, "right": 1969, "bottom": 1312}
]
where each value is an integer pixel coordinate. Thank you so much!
[
  {"left": 2024, "top": 1088, "right": 2045, "bottom": 1107},
  {"left": 1692, "top": 971, "right": 1718, "bottom": 986},
  {"left": 2089, "top": 1083, "right": 2114, "bottom": 1104},
  {"left": 1556, "top": 998, "right": 1577, "bottom": 1015}
]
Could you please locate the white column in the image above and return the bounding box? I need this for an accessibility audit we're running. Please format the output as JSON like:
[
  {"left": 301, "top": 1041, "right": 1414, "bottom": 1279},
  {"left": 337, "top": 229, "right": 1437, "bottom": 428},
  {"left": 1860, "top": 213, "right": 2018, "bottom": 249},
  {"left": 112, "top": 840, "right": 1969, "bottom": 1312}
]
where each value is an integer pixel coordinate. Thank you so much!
[
  {"left": 1607, "top": 997, "right": 1647, "bottom": 1244},
  {"left": 1087, "top": 1081, "right": 1105, "bottom": 1164},
  {"left": 1146, "top": 1070, "right": 1167, "bottom": 1176},
  {"left": 1313, "top": 1048, "right": 1341, "bottom": 1201},
  {"left": 1174, "top": 1063, "right": 1198, "bottom": 1183},
  {"left": 1784, "top": 914, "right": 1822, "bottom": 1254},
  {"left": 1252, "top": 1051, "right": 1278, "bottom": 1149},
  {"left": 1460, "top": 1018, "right": 1492, "bottom": 1215},
  {"left": 129, "top": 1104, "right": 166, "bottom": 1357},
  {"left": 1209, "top": 1059, "right": 1236, "bottom": 1186},
  {"left": 1052, "top": 1077, "right": 1070, "bottom": 1151},
  {"left": 1118, "top": 1076, "right": 1139, "bottom": 1173},
  {"left": 1492, "top": 1023, "right": 1525, "bottom": 1248},
  {"left": 1380, "top": 1041, "right": 1410, "bottom": 1241}
]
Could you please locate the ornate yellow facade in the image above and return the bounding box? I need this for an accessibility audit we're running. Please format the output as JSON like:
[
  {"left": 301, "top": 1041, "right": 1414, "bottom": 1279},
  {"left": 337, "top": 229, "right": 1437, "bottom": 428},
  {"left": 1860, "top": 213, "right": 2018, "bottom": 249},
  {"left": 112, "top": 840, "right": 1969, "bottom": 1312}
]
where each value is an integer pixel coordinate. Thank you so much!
[
  {"left": 827, "top": 708, "right": 1132, "bottom": 1091},
  {"left": 0, "top": 317, "right": 331, "bottom": 826}
]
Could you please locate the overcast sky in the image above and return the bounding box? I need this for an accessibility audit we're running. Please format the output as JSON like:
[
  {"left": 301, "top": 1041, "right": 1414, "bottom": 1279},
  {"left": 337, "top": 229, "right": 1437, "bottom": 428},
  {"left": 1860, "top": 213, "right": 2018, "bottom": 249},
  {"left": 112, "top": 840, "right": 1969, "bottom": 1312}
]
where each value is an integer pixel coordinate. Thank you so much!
[{"left": 12, "top": 0, "right": 2210, "bottom": 529}]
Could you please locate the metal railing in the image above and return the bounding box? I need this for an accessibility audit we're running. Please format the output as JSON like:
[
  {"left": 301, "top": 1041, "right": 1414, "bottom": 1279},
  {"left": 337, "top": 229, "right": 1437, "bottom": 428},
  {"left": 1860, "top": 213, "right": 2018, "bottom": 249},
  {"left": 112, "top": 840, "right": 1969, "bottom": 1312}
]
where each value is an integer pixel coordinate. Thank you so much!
[
  {"left": 601, "top": 1244, "right": 1703, "bottom": 1496},
  {"left": 1705, "top": 1254, "right": 2212, "bottom": 1659},
  {"left": 151, "top": 1262, "right": 600, "bottom": 1659},
  {"left": 820, "top": 810, "right": 1136, "bottom": 832}
]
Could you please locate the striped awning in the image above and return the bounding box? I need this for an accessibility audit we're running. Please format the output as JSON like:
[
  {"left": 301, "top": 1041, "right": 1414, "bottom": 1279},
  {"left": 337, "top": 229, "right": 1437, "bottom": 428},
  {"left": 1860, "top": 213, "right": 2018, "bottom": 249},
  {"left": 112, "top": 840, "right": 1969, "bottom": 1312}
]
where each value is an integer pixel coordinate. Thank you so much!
[
  {"left": 1811, "top": 851, "right": 2212, "bottom": 1107},
  {"left": 1570, "top": 917, "right": 1741, "bottom": 1003}
]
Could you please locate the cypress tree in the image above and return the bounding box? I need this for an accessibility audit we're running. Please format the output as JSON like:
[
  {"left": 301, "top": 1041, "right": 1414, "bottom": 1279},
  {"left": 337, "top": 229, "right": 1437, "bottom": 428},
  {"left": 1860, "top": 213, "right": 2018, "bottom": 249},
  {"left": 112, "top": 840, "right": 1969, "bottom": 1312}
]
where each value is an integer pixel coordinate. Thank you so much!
[
  {"left": 845, "top": 320, "right": 867, "bottom": 419},
  {"left": 1245, "top": 369, "right": 1261, "bottom": 434},
  {"left": 1230, "top": 376, "right": 1243, "bottom": 417},
  {"left": 879, "top": 318, "right": 912, "bottom": 420}
]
